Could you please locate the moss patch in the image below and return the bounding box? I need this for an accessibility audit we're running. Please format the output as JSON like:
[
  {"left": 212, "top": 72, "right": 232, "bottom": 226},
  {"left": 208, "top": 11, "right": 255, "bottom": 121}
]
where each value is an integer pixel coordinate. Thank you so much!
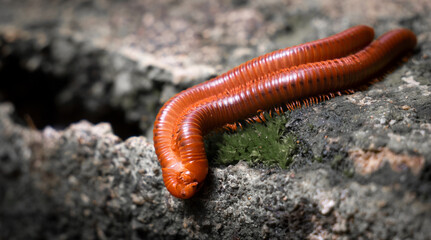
[{"left": 206, "top": 114, "right": 298, "bottom": 168}]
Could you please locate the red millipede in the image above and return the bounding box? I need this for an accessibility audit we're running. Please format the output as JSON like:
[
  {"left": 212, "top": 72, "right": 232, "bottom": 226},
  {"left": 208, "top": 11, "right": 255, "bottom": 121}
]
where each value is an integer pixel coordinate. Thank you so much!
[{"left": 153, "top": 26, "right": 417, "bottom": 199}]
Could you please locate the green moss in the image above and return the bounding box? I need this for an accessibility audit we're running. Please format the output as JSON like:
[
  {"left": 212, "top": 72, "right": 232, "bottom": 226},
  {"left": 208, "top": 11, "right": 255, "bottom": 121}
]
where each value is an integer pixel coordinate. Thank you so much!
[
  {"left": 207, "top": 114, "right": 298, "bottom": 168},
  {"left": 343, "top": 168, "right": 355, "bottom": 178},
  {"left": 313, "top": 155, "right": 323, "bottom": 163},
  {"left": 331, "top": 154, "right": 344, "bottom": 168}
]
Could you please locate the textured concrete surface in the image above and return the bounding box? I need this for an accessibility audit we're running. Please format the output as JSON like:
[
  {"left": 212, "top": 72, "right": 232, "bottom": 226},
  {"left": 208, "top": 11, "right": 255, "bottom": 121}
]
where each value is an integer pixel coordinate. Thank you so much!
[{"left": 0, "top": 0, "right": 430, "bottom": 239}]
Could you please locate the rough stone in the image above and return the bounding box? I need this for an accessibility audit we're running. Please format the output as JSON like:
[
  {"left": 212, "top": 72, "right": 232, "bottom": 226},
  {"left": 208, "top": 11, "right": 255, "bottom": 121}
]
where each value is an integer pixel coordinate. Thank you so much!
[{"left": 1, "top": 0, "right": 431, "bottom": 239}]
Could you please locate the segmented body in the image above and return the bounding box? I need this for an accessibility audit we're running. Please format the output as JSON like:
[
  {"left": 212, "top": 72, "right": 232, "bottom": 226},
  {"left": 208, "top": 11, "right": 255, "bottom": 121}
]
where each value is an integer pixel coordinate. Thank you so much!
[{"left": 153, "top": 26, "right": 416, "bottom": 199}]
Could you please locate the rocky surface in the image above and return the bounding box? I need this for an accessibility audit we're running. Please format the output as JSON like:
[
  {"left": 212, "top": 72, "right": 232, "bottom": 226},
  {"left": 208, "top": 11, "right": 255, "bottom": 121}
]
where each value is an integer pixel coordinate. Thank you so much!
[{"left": 1, "top": 0, "right": 430, "bottom": 239}]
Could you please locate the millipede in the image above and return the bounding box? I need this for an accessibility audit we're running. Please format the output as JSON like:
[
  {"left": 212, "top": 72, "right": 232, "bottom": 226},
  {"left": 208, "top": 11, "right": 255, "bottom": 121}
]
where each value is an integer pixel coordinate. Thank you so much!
[{"left": 153, "top": 25, "right": 417, "bottom": 199}]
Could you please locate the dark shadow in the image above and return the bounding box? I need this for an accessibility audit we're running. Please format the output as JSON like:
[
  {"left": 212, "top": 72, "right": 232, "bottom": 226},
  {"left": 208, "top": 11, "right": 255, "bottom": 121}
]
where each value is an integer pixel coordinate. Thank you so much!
[{"left": 0, "top": 55, "right": 142, "bottom": 140}]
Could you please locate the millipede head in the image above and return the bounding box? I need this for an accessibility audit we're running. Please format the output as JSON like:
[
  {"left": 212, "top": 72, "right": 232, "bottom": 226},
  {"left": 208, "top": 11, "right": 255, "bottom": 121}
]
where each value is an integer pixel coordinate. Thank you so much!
[
  {"left": 162, "top": 164, "right": 207, "bottom": 199},
  {"left": 162, "top": 169, "right": 198, "bottom": 199}
]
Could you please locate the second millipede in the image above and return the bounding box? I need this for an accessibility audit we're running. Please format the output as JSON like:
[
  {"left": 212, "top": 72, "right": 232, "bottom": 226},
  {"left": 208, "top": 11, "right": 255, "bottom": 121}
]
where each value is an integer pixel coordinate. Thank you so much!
[{"left": 153, "top": 26, "right": 417, "bottom": 199}]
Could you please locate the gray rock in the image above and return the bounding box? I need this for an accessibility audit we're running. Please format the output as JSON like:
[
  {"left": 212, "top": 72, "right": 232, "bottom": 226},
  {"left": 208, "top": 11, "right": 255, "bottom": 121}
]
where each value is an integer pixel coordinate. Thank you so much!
[{"left": 1, "top": 0, "right": 431, "bottom": 239}]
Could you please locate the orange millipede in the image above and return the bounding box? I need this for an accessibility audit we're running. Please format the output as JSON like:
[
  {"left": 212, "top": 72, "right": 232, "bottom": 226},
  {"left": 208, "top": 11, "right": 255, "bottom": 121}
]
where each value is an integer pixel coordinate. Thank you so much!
[{"left": 153, "top": 26, "right": 416, "bottom": 199}]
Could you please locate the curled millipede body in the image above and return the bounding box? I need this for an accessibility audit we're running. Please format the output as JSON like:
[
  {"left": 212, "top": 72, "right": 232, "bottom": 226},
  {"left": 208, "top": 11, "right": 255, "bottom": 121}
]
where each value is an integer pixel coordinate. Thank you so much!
[{"left": 153, "top": 26, "right": 416, "bottom": 199}]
